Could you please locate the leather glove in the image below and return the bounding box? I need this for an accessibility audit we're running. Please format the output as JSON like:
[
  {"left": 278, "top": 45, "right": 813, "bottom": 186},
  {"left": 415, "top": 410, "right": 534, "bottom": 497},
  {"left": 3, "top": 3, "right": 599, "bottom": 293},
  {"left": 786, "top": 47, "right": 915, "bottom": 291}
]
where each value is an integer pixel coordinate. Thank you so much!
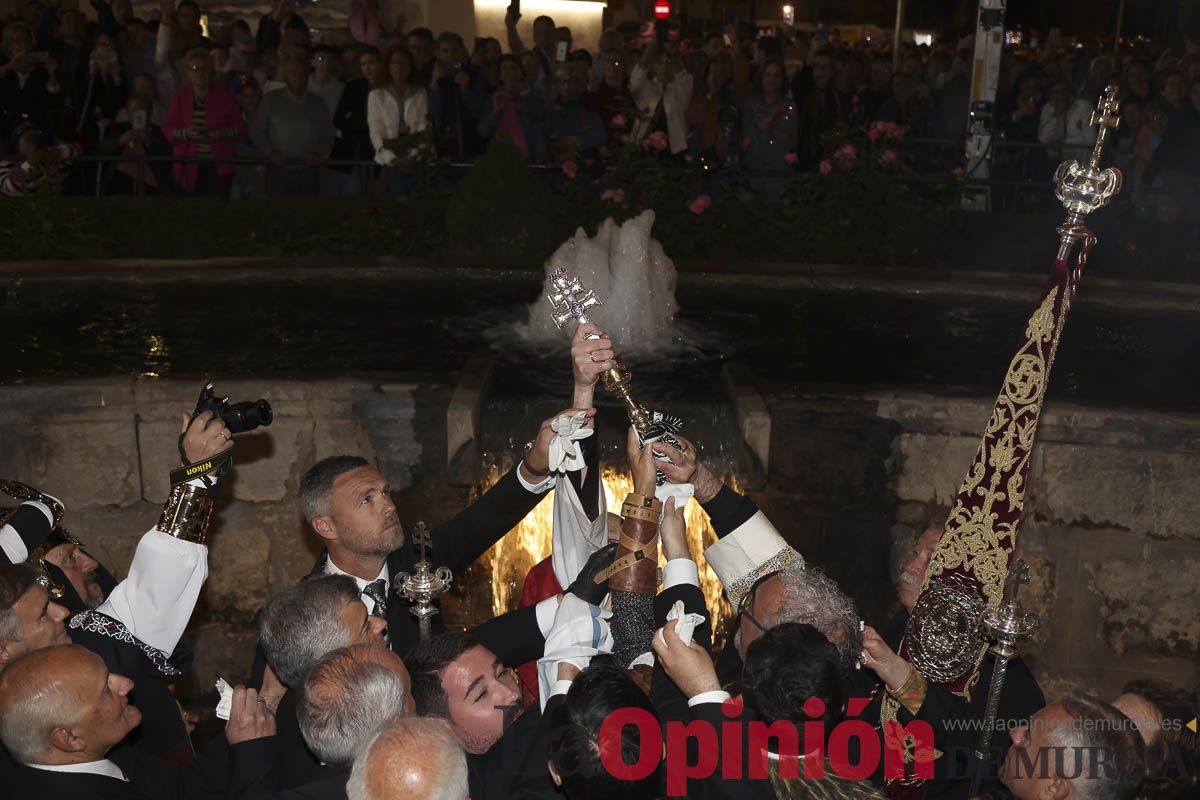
[{"left": 565, "top": 542, "right": 619, "bottom": 606}]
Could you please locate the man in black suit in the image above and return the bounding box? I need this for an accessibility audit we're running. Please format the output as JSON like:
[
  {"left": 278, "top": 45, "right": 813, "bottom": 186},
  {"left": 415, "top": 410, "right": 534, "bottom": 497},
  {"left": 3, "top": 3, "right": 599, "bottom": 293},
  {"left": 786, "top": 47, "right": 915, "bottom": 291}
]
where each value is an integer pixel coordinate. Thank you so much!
[
  {"left": 406, "top": 538, "right": 618, "bottom": 800},
  {"left": 244, "top": 643, "right": 414, "bottom": 800},
  {"left": 295, "top": 405, "right": 589, "bottom": 661},
  {"left": 0, "top": 643, "right": 274, "bottom": 800}
]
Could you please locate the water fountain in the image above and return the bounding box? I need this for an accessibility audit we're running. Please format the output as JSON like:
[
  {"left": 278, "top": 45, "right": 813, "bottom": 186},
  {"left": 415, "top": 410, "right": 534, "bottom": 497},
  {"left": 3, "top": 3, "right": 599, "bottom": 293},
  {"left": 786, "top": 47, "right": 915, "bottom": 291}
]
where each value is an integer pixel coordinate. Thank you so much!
[
  {"left": 516, "top": 210, "right": 681, "bottom": 355},
  {"left": 453, "top": 211, "right": 754, "bottom": 630}
]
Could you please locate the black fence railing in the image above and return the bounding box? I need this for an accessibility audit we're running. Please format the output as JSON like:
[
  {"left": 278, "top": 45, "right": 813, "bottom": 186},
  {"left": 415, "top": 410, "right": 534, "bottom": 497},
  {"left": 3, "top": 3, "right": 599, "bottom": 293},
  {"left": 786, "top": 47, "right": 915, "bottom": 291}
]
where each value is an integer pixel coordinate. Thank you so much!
[{"left": 39, "top": 136, "right": 1200, "bottom": 217}]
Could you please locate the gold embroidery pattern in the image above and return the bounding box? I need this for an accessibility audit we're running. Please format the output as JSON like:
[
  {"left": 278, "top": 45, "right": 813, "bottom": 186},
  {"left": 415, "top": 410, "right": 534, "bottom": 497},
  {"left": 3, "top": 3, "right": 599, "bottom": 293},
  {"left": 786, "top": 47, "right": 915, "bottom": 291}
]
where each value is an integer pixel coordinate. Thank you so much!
[{"left": 923, "top": 279, "right": 1071, "bottom": 613}]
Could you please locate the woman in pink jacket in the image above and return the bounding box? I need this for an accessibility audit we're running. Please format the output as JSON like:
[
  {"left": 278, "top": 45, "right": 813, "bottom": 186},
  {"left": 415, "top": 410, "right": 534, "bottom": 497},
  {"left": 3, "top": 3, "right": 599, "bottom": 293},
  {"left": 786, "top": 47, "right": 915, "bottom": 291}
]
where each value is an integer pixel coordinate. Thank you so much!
[{"left": 162, "top": 48, "right": 245, "bottom": 196}]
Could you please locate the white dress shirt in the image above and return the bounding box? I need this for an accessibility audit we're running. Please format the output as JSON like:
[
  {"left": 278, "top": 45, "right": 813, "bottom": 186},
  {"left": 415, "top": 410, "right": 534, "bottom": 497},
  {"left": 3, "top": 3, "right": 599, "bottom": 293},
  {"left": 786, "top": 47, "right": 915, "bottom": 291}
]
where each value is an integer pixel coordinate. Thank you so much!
[
  {"left": 27, "top": 759, "right": 128, "bottom": 781},
  {"left": 324, "top": 557, "right": 390, "bottom": 616}
]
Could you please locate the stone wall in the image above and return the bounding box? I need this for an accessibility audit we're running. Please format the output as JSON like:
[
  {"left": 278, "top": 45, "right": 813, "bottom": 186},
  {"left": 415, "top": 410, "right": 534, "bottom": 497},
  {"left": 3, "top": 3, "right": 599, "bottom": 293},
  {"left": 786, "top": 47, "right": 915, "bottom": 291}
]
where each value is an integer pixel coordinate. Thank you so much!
[{"left": 2, "top": 377, "right": 1196, "bottom": 701}]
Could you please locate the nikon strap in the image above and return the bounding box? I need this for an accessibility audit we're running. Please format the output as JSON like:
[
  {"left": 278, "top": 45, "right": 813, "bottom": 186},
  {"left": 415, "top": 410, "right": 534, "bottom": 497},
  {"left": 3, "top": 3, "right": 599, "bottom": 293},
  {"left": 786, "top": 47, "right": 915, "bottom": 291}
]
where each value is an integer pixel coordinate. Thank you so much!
[{"left": 171, "top": 418, "right": 234, "bottom": 488}]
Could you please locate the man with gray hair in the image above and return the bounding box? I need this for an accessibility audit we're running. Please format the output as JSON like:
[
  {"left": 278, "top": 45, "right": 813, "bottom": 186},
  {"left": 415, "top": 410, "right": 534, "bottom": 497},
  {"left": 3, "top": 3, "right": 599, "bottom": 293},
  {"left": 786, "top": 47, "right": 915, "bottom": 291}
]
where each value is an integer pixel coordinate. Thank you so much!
[
  {"left": 252, "top": 575, "right": 389, "bottom": 792},
  {"left": 256, "top": 574, "right": 387, "bottom": 689},
  {"left": 1000, "top": 693, "right": 1147, "bottom": 800},
  {"left": 251, "top": 643, "right": 413, "bottom": 800},
  {"left": 347, "top": 716, "right": 469, "bottom": 800},
  {"left": 654, "top": 435, "right": 863, "bottom": 676}
]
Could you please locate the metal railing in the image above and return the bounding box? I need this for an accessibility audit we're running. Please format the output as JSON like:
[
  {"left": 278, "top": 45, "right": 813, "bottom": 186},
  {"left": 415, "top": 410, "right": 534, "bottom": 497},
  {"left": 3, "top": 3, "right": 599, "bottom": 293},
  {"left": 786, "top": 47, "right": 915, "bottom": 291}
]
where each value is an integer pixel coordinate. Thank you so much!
[{"left": 42, "top": 138, "right": 1200, "bottom": 216}]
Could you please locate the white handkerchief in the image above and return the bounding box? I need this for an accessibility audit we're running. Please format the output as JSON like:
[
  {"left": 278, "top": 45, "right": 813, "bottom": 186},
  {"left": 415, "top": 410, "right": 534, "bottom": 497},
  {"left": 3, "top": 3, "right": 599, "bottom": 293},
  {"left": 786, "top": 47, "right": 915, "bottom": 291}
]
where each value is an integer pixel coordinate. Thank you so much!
[
  {"left": 215, "top": 678, "right": 233, "bottom": 721},
  {"left": 547, "top": 411, "right": 595, "bottom": 473},
  {"left": 656, "top": 599, "right": 707, "bottom": 648},
  {"left": 535, "top": 594, "right": 613, "bottom": 711},
  {"left": 656, "top": 482, "right": 694, "bottom": 513}
]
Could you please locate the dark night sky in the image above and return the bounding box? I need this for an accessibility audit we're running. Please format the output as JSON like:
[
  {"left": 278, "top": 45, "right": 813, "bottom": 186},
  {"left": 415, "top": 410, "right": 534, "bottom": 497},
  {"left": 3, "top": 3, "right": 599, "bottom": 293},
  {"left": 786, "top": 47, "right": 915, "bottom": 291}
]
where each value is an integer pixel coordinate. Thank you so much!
[{"left": 895, "top": 0, "right": 1191, "bottom": 41}]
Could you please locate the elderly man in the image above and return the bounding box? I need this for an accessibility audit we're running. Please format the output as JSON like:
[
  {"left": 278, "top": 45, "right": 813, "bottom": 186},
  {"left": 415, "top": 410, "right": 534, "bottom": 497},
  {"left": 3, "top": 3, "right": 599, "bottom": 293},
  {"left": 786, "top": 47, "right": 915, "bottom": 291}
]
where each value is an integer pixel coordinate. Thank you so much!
[
  {"left": 862, "top": 524, "right": 1045, "bottom": 799},
  {"left": 251, "top": 55, "right": 335, "bottom": 196},
  {"left": 248, "top": 643, "right": 413, "bottom": 800},
  {"left": 655, "top": 437, "right": 862, "bottom": 680},
  {"left": 0, "top": 408, "right": 233, "bottom": 769},
  {"left": 348, "top": 717, "right": 469, "bottom": 800},
  {"left": 252, "top": 575, "right": 388, "bottom": 789},
  {"left": 0, "top": 644, "right": 273, "bottom": 799},
  {"left": 1000, "top": 695, "right": 1146, "bottom": 800}
]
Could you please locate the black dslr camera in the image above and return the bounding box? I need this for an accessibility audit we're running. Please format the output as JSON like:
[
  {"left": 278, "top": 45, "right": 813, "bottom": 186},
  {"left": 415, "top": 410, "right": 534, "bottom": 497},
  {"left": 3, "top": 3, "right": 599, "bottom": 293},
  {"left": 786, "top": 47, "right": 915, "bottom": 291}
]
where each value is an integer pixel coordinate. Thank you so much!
[{"left": 193, "top": 381, "right": 273, "bottom": 434}]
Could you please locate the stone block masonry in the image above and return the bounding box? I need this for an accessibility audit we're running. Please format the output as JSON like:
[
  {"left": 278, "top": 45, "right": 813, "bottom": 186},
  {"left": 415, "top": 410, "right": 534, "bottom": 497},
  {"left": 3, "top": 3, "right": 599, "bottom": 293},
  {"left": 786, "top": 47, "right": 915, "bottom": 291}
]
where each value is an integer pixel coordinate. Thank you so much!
[{"left": 1, "top": 377, "right": 1195, "bottom": 701}]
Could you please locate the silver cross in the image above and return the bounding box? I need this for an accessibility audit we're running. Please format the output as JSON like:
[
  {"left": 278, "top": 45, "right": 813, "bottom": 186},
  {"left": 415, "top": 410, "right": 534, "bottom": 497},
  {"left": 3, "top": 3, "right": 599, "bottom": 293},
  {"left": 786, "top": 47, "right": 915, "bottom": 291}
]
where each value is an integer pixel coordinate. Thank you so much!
[
  {"left": 411, "top": 521, "right": 432, "bottom": 563},
  {"left": 546, "top": 268, "right": 603, "bottom": 329}
]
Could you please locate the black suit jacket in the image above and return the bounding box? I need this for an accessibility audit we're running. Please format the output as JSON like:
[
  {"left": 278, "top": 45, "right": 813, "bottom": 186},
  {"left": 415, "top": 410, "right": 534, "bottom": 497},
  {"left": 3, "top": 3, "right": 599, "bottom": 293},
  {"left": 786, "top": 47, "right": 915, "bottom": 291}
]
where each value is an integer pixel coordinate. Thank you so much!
[
  {"left": 250, "top": 463, "right": 547, "bottom": 676},
  {"left": 8, "top": 736, "right": 271, "bottom": 800},
  {"left": 249, "top": 463, "right": 551, "bottom": 793},
  {"left": 467, "top": 702, "right": 558, "bottom": 800}
]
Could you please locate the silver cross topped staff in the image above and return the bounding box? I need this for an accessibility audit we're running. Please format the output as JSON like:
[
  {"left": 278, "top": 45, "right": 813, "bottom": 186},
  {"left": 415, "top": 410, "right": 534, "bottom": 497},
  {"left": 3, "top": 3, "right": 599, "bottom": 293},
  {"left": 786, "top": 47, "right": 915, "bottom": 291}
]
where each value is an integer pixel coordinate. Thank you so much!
[
  {"left": 394, "top": 522, "right": 453, "bottom": 641},
  {"left": 547, "top": 269, "right": 603, "bottom": 329},
  {"left": 547, "top": 268, "right": 654, "bottom": 435},
  {"left": 1053, "top": 84, "right": 1123, "bottom": 260}
]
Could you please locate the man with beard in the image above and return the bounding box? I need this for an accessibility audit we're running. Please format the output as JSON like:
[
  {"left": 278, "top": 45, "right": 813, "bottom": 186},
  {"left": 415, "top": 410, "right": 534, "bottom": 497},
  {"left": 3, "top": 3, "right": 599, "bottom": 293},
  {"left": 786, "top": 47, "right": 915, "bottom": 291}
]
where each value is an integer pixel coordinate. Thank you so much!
[
  {"left": 406, "top": 543, "right": 617, "bottom": 800},
  {"left": 861, "top": 524, "right": 1045, "bottom": 799}
]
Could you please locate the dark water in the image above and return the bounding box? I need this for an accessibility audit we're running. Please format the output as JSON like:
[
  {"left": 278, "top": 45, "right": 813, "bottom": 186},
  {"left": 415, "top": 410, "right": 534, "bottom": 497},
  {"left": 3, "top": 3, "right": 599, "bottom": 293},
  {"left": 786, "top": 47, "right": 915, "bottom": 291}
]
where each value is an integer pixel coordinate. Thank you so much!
[{"left": 3, "top": 268, "right": 1199, "bottom": 413}]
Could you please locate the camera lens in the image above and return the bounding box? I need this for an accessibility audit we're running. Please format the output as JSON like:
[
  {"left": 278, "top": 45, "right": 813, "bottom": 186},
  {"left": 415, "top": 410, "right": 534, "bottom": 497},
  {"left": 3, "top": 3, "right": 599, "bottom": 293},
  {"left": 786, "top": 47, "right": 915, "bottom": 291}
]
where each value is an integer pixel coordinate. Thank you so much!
[{"left": 221, "top": 399, "right": 273, "bottom": 434}]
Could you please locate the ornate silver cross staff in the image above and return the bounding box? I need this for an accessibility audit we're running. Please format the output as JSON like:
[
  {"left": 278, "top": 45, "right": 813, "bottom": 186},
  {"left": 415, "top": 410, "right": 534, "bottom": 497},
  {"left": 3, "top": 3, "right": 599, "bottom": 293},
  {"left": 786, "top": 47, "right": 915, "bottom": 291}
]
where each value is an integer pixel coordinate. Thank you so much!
[
  {"left": 968, "top": 560, "right": 1040, "bottom": 797},
  {"left": 1053, "top": 84, "right": 1123, "bottom": 260},
  {"left": 546, "top": 268, "right": 654, "bottom": 435},
  {"left": 547, "top": 269, "right": 603, "bottom": 329},
  {"left": 394, "top": 522, "right": 453, "bottom": 641}
]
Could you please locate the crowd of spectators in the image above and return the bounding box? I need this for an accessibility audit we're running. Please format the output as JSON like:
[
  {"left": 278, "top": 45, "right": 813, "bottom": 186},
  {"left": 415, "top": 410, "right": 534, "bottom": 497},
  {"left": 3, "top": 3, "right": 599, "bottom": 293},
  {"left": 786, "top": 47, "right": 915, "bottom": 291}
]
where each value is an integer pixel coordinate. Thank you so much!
[{"left": 0, "top": 0, "right": 1196, "bottom": 202}]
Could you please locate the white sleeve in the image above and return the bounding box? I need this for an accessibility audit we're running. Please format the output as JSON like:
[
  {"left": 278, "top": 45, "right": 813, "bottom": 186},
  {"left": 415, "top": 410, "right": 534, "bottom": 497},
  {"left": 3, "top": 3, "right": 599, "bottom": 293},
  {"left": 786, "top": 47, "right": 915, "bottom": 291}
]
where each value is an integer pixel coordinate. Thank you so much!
[
  {"left": 662, "top": 558, "right": 699, "bottom": 590},
  {"left": 0, "top": 525, "right": 28, "bottom": 563},
  {"left": 367, "top": 89, "right": 391, "bottom": 163},
  {"left": 688, "top": 690, "right": 732, "bottom": 707},
  {"left": 517, "top": 465, "right": 555, "bottom": 494},
  {"left": 96, "top": 530, "right": 208, "bottom": 656}
]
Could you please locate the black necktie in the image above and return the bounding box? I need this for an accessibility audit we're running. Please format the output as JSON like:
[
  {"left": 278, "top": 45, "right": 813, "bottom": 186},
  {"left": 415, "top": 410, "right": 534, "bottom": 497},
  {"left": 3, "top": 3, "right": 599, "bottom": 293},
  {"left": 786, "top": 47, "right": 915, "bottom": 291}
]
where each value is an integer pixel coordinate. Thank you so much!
[{"left": 362, "top": 579, "right": 389, "bottom": 620}]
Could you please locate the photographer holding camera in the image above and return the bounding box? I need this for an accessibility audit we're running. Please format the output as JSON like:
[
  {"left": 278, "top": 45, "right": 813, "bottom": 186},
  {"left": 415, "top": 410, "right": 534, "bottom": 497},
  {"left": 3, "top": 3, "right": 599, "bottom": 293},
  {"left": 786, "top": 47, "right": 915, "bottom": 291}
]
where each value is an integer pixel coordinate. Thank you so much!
[{"left": 0, "top": 382, "right": 266, "bottom": 769}]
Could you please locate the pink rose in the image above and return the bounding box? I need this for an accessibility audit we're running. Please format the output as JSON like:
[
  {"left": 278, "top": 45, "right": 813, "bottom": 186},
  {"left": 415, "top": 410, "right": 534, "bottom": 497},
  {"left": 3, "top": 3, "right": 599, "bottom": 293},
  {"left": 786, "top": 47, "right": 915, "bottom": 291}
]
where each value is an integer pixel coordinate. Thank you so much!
[
  {"left": 689, "top": 198, "right": 708, "bottom": 214},
  {"left": 562, "top": 160, "right": 578, "bottom": 179},
  {"left": 784, "top": 152, "right": 798, "bottom": 166},
  {"left": 741, "top": 136, "right": 751, "bottom": 149},
  {"left": 835, "top": 143, "right": 857, "bottom": 161},
  {"left": 880, "top": 149, "right": 898, "bottom": 164},
  {"left": 867, "top": 125, "right": 881, "bottom": 142},
  {"left": 610, "top": 113, "right": 627, "bottom": 128},
  {"left": 697, "top": 193, "right": 712, "bottom": 208},
  {"left": 645, "top": 130, "right": 669, "bottom": 151},
  {"left": 601, "top": 188, "right": 626, "bottom": 203},
  {"left": 818, "top": 159, "right": 833, "bottom": 176}
]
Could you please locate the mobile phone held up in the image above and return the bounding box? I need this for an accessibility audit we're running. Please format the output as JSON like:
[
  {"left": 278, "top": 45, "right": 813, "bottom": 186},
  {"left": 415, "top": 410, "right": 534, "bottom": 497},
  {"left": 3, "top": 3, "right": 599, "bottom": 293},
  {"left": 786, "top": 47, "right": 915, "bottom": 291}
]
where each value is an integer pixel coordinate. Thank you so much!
[
  {"left": 508, "top": 0, "right": 520, "bottom": 14},
  {"left": 556, "top": 41, "right": 568, "bottom": 62}
]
